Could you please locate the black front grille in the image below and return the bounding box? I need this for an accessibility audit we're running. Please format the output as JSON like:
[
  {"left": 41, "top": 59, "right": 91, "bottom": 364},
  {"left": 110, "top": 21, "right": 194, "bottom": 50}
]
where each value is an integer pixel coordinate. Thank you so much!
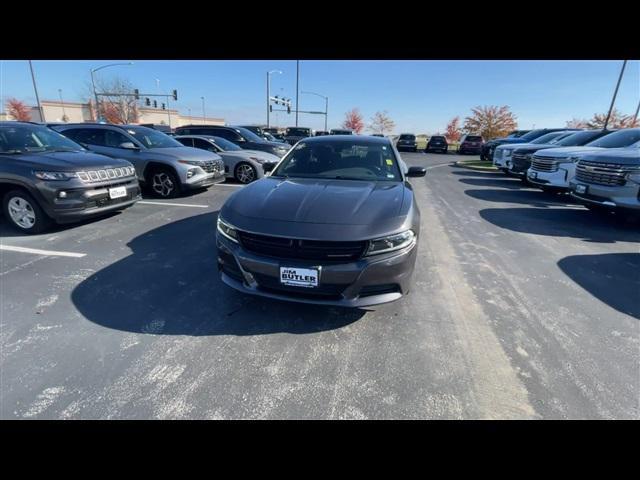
[
  {"left": 511, "top": 154, "right": 531, "bottom": 171},
  {"left": 576, "top": 161, "right": 631, "bottom": 187},
  {"left": 238, "top": 231, "right": 367, "bottom": 262}
]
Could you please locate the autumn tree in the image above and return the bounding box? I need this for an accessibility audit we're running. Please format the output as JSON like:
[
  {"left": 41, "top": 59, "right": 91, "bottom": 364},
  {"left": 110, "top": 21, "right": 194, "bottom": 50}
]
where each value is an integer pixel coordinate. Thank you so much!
[
  {"left": 444, "top": 116, "right": 462, "bottom": 142},
  {"left": 5, "top": 98, "right": 32, "bottom": 121},
  {"left": 369, "top": 110, "right": 395, "bottom": 135},
  {"left": 84, "top": 76, "right": 140, "bottom": 124},
  {"left": 463, "top": 105, "right": 518, "bottom": 140},
  {"left": 585, "top": 108, "right": 639, "bottom": 129},
  {"left": 565, "top": 118, "right": 588, "bottom": 129},
  {"left": 342, "top": 108, "right": 365, "bottom": 134}
]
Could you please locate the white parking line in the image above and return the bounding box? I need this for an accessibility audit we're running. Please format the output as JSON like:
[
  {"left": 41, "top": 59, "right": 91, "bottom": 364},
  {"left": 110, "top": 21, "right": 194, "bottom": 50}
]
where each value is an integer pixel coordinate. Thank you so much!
[
  {"left": 137, "top": 201, "right": 208, "bottom": 208},
  {"left": 0, "top": 245, "right": 86, "bottom": 258},
  {"left": 214, "top": 183, "right": 243, "bottom": 188}
]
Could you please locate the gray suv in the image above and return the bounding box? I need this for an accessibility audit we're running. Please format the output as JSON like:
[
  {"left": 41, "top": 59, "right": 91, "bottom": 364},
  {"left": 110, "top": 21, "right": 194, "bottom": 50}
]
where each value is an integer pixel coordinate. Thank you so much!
[
  {"left": 54, "top": 124, "right": 225, "bottom": 198},
  {"left": 0, "top": 122, "right": 140, "bottom": 234}
]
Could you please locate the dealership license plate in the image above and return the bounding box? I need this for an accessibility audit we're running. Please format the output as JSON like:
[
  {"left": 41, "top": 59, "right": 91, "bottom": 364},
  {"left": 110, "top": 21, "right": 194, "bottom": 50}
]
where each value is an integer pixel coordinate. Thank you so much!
[
  {"left": 529, "top": 171, "right": 537, "bottom": 179},
  {"left": 280, "top": 267, "right": 319, "bottom": 288},
  {"left": 109, "top": 186, "right": 127, "bottom": 199},
  {"left": 575, "top": 184, "right": 588, "bottom": 194}
]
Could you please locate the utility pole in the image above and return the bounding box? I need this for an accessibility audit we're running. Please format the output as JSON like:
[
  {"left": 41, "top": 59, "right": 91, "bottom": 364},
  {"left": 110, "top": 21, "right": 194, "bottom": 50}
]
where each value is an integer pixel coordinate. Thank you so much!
[
  {"left": 201, "top": 96, "right": 206, "bottom": 123},
  {"left": 295, "top": 60, "right": 300, "bottom": 127},
  {"left": 58, "top": 89, "right": 67, "bottom": 121},
  {"left": 266, "top": 70, "right": 282, "bottom": 128},
  {"left": 28, "top": 60, "right": 45, "bottom": 122},
  {"left": 604, "top": 60, "right": 627, "bottom": 130}
]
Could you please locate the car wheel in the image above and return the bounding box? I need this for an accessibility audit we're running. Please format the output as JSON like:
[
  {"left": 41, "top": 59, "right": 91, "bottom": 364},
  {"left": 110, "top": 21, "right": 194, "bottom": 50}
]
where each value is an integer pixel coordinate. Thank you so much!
[
  {"left": 235, "top": 162, "right": 257, "bottom": 184},
  {"left": 3, "top": 189, "right": 51, "bottom": 234},
  {"left": 149, "top": 168, "right": 181, "bottom": 198}
]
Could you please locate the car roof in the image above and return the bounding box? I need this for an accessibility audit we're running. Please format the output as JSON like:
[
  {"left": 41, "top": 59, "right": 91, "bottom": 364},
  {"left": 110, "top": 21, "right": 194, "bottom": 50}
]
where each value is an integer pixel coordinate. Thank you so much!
[
  {"left": 300, "top": 135, "right": 391, "bottom": 146},
  {"left": 174, "top": 134, "right": 217, "bottom": 141}
]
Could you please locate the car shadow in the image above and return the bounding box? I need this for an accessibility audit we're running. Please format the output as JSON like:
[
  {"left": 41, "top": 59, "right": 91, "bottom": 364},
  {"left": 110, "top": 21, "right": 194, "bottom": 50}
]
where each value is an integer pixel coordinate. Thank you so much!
[
  {"left": 465, "top": 188, "right": 576, "bottom": 208},
  {"left": 450, "top": 170, "right": 501, "bottom": 178},
  {"left": 558, "top": 253, "right": 640, "bottom": 320},
  {"left": 71, "top": 211, "right": 366, "bottom": 336},
  {"left": 479, "top": 207, "right": 640, "bottom": 244},
  {"left": 458, "top": 177, "right": 529, "bottom": 190}
]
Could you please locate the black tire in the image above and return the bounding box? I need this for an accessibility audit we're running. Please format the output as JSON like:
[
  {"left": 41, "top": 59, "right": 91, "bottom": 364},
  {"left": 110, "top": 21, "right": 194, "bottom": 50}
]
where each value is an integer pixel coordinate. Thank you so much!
[
  {"left": 234, "top": 162, "right": 258, "bottom": 184},
  {"left": 2, "top": 189, "right": 51, "bottom": 234},
  {"left": 586, "top": 204, "right": 611, "bottom": 215},
  {"left": 147, "top": 167, "right": 181, "bottom": 198}
]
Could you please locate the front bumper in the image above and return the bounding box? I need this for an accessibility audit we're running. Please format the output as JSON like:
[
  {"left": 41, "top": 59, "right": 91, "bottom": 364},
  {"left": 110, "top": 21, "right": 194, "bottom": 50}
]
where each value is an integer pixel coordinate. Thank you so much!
[
  {"left": 397, "top": 144, "right": 417, "bottom": 151},
  {"left": 184, "top": 171, "right": 225, "bottom": 189},
  {"left": 217, "top": 233, "right": 418, "bottom": 307},
  {"left": 569, "top": 180, "right": 640, "bottom": 211},
  {"left": 527, "top": 163, "right": 574, "bottom": 191}
]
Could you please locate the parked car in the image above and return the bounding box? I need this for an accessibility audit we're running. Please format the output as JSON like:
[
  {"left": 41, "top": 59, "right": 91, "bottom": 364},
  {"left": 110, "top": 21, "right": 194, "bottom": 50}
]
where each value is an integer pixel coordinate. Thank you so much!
[
  {"left": 315, "top": 131, "right": 330, "bottom": 136},
  {"left": 570, "top": 148, "right": 640, "bottom": 219},
  {"left": 0, "top": 122, "right": 140, "bottom": 233},
  {"left": 480, "top": 130, "right": 530, "bottom": 161},
  {"left": 238, "top": 125, "right": 288, "bottom": 145},
  {"left": 371, "top": 133, "right": 384, "bottom": 137},
  {"left": 175, "top": 135, "right": 279, "bottom": 184},
  {"left": 329, "top": 129, "right": 353, "bottom": 135},
  {"left": 216, "top": 135, "right": 426, "bottom": 307},
  {"left": 509, "top": 130, "right": 613, "bottom": 181},
  {"left": 497, "top": 130, "right": 575, "bottom": 175},
  {"left": 284, "top": 127, "right": 314, "bottom": 145},
  {"left": 173, "top": 125, "right": 290, "bottom": 158},
  {"left": 139, "top": 123, "right": 172, "bottom": 134},
  {"left": 396, "top": 133, "right": 418, "bottom": 152},
  {"left": 458, "top": 134, "right": 484, "bottom": 155},
  {"left": 492, "top": 128, "right": 581, "bottom": 170},
  {"left": 527, "top": 128, "right": 640, "bottom": 193},
  {"left": 264, "top": 128, "right": 287, "bottom": 142},
  {"left": 54, "top": 123, "right": 225, "bottom": 198},
  {"left": 426, "top": 135, "right": 448, "bottom": 153}
]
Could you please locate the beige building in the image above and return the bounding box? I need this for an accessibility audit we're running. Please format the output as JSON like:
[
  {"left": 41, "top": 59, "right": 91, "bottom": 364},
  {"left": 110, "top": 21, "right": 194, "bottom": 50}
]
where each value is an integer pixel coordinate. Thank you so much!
[{"left": 1, "top": 100, "right": 224, "bottom": 128}]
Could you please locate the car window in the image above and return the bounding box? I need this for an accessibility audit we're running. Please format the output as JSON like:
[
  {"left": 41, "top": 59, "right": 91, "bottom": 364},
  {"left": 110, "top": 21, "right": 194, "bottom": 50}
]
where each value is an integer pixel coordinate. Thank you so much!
[
  {"left": 555, "top": 130, "right": 608, "bottom": 146},
  {"left": 192, "top": 138, "right": 217, "bottom": 152},
  {"left": 211, "top": 136, "right": 242, "bottom": 151},
  {"left": 61, "top": 128, "right": 106, "bottom": 146},
  {"left": 272, "top": 141, "right": 401, "bottom": 182},
  {"left": 464, "top": 136, "right": 482, "bottom": 142},
  {"left": 517, "top": 130, "right": 547, "bottom": 141},
  {"left": 399, "top": 135, "right": 415, "bottom": 140},
  {"left": 176, "top": 137, "right": 193, "bottom": 147},
  {"left": 124, "top": 127, "right": 182, "bottom": 148},
  {"left": 104, "top": 130, "right": 133, "bottom": 148},
  {"left": 530, "top": 132, "right": 567, "bottom": 144},
  {"left": 586, "top": 129, "right": 640, "bottom": 148},
  {"left": 0, "top": 124, "right": 84, "bottom": 153}
]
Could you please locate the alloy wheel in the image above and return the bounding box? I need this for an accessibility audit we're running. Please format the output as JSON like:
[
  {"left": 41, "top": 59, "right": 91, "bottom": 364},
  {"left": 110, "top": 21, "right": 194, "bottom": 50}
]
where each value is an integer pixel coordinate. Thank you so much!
[{"left": 8, "top": 196, "right": 36, "bottom": 229}]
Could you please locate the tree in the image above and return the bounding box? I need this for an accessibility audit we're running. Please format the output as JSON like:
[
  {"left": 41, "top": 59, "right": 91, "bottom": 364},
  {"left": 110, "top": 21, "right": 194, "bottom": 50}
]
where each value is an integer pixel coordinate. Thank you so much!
[
  {"left": 342, "top": 108, "right": 365, "bottom": 134},
  {"left": 584, "top": 108, "right": 639, "bottom": 129},
  {"left": 565, "top": 118, "right": 588, "bottom": 129},
  {"left": 6, "top": 98, "right": 31, "bottom": 121},
  {"left": 369, "top": 110, "right": 395, "bottom": 135},
  {"left": 463, "top": 105, "right": 518, "bottom": 140},
  {"left": 444, "top": 116, "right": 462, "bottom": 142},
  {"left": 84, "top": 76, "right": 140, "bottom": 124}
]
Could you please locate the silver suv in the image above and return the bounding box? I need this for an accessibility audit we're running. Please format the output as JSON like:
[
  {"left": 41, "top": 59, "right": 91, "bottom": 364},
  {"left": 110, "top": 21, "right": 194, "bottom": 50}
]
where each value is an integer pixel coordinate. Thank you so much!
[{"left": 55, "top": 124, "right": 225, "bottom": 198}]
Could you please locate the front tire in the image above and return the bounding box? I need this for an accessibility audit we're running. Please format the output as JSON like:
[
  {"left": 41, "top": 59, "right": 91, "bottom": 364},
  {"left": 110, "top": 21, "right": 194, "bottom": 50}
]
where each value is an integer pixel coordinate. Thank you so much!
[
  {"left": 3, "top": 189, "right": 51, "bottom": 234},
  {"left": 235, "top": 162, "right": 258, "bottom": 184},
  {"left": 148, "top": 167, "right": 181, "bottom": 198}
]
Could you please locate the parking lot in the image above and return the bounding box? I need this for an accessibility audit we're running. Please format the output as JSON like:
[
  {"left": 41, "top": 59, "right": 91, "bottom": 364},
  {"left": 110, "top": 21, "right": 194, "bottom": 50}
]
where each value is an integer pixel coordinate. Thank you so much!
[{"left": 1, "top": 151, "right": 638, "bottom": 419}]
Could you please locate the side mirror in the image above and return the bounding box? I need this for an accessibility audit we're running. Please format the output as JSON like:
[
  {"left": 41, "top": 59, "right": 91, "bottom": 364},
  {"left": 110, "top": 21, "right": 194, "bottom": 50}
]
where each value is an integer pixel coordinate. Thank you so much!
[
  {"left": 262, "top": 162, "right": 276, "bottom": 173},
  {"left": 407, "top": 166, "right": 426, "bottom": 177},
  {"left": 119, "top": 142, "right": 139, "bottom": 150}
]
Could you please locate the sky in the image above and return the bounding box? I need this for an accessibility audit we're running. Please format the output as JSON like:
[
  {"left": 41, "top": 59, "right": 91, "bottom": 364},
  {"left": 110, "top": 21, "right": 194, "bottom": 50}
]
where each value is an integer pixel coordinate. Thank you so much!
[{"left": 1, "top": 60, "right": 638, "bottom": 134}]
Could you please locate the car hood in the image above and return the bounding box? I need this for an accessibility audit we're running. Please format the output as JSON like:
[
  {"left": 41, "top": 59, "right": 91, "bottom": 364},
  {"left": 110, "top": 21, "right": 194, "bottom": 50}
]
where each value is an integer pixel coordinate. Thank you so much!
[
  {"left": 532, "top": 146, "right": 606, "bottom": 159},
  {"left": 145, "top": 146, "right": 222, "bottom": 162},
  {"left": 578, "top": 148, "right": 640, "bottom": 166},
  {"left": 512, "top": 144, "right": 559, "bottom": 155},
  {"left": 221, "top": 177, "right": 411, "bottom": 240},
  {"left": 2, "top": 150, "right": 132, "bottom": 170}
]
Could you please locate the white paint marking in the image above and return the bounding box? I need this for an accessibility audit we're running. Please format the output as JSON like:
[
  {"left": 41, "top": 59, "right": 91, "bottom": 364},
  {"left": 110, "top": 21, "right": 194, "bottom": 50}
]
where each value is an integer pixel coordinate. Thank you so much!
[
  {"left": 137, "top": 201, "right": 208, "bottom": 208},
  {"left": 214, "top": 183, "right": 243, "bottom": 188},
  {"left": 0, "top": 245, "right": 86, "bottom": 258}
]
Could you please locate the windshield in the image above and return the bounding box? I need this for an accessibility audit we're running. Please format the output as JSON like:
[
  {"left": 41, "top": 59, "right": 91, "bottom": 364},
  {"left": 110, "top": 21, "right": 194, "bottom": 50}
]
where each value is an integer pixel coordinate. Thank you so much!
[
  {"left": 331, "top": 130, "right": 352, "bottom": 135},
  {"left": 555, "top": 130, "right": 607, "bottom": 146},
  {"left": 211, "top": 136, "right": 242, "bottom": 151},
  {"left": 399, "top": 134, "right": 415, "bottom": 140},
  {"left": 0, "top": 124, "right": 84, "bottom": 153},
  {"left": 586, "top": 129, "right": 640, "bottom": 148},
  {"left": 531, "top": 131, "right": 569, "bottom": 144},
  {"left": 234, "top": 127, "right": 264, "bottom": 143},
  {"left": 126, "top": 127, "right": 183, "bottom": 149},
  {"left": 271, "top": 140, "right": 402, "bottom": 182},
  {"left": 464, "top": 136, "right": 482, "bottom": 142},
  {"left": 286, "top": 128, "right": 311, "bottom": 136},
  {"left": 517, "top": 129, "right": 548, "bottom": 142}
]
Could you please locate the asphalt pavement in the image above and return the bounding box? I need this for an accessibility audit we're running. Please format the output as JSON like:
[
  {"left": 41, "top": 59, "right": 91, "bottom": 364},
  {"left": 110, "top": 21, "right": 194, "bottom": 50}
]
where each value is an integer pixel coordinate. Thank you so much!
[{"left": 1, "top": 152, "right": 638, "bottom": 419}]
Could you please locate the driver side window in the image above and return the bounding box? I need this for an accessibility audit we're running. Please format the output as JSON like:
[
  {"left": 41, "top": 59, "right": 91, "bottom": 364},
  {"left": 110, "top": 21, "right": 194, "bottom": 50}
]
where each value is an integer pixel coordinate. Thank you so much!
[{"left": 104, "top": 130, "right": 133, "bottom": 148}]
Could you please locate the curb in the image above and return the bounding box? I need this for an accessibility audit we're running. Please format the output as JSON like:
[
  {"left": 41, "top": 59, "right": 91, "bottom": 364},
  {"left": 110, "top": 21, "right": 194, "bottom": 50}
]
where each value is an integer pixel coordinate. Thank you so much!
[{"left": 453, "top": 161, "right": 498, "bottom": 172}]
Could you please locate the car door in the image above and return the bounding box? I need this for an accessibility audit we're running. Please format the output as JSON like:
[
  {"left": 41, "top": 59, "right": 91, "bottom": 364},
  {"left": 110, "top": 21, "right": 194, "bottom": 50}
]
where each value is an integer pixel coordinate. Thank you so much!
[{"left": 88, "top": 128, "right": 145, "bottom": 178}]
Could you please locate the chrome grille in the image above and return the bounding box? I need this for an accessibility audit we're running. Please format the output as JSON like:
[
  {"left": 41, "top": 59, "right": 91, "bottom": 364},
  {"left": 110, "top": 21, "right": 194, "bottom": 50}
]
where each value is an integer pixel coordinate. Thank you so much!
[
  {"left": 531, "top": 155, "right": 558, "bottom": 172},
  {"left": 575, "top": 161, "right": 633, "bottom": 187},
  {"left": 201, "top": 160, "right": 224, "bottom": 174},
  {"left": 78, "top": 166, "right": 135, "bottom": 183}
]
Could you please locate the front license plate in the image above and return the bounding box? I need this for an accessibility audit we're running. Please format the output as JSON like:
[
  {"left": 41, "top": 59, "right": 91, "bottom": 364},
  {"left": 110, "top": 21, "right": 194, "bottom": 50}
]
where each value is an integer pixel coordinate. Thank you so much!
[
  {"left": 575, "top": 184, "right": 587, "bottom": 194},
  {"left": 529, "top": 171, "right": 537, "bottom": 179},
  {"left": 280, "top": 267, "right": 319, "bottom": 288},
  {"left": 109, "top": 186, "right": 127, "bottom": 199}
]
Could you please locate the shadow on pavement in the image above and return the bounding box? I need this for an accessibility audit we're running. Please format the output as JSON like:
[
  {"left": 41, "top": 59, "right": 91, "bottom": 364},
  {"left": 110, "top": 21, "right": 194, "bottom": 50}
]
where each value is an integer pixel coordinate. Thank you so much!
[
  {"left": 71, "top": 211, "right": 365, "bottom": 336},
  {"left": 479, "top": 207, "right": 640, "bottom": 244},
  {"left": 558, "top": 253, "right": 640, "bottom": 320},
  {"left": 0, "top": 211, "right": 123, "bottom": 239},
  {"left": 459, "top": 177, "right": 529, "bottom": 190},
  {"left": 465, "top": 188, "right": 575, "bottom": 208},
  {"left": 450, "top": 170, "right": 501, "bottom": 178}
]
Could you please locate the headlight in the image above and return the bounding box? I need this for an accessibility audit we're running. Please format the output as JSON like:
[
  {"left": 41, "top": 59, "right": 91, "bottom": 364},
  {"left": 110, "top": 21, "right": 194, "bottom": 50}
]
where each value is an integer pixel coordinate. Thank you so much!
[
  {"left": 365, "top": 230, "right": 415, "bottom": 256},
  {"left": 626, "top": 170, "right": 640, "bottom": 183},
  {"left": 178, "top": 160, "right": 204, "bottom": 166},
  {"left": 34, "top": 171, "right": 77, "bottom": 181},
  {"left": 250, "top": 156, "right": 266, "bottom": 164},
  {"left": 504, "top": 149, "right": 513, "bottom": 157},
  {"left": 217, "top": 217, "right": 239, "bottom": 243}
]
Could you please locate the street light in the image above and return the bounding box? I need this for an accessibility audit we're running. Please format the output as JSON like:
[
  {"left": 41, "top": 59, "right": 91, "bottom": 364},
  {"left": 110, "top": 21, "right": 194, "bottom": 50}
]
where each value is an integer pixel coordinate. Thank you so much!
[
  {"left": 90, "top": 62, "right": 134, "bottom": 121},
  {"left": 201, "top": 96, "right": 206, "bottom": 123},
  {"left": 301, "top": 90, "right": 329, "bottom": 131},
  {"left": 267, "top": 70, "right": 283, "bottom": 128},
  {"left": 58, "top": 89, "right": 67, "bottom": 121}
]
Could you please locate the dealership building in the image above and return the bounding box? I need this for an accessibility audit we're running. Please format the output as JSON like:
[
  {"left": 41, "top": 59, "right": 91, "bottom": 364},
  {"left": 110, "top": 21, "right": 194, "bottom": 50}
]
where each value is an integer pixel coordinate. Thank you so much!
[{"left": 0, "top": 99, "right": 224, "bottom": 127}]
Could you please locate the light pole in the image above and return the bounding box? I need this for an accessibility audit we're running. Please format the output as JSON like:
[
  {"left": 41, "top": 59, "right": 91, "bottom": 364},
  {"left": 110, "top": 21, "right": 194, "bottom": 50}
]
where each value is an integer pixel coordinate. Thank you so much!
[
  {"left": 58, "top": 89, "right": 67, "bottom": 121},
  {"left": 266, "top": 69, "right": 283, "bottom": 128},
  {"left": 604, "top": 60, "right": 627, "bottom": 130},
  {"left": 301, "top": 90, "right": 329, "bottom": 131},
  {"left": 295, "top": 60, "right": 300, "bottom": 127},
  {"left": 90, "top": 62, "right": 134, "bottom": 121},
  {"left": 201, "top": 96, "right": 206, "bottom": 123},
  {"left": 28, "top": 61, "right": 44, "bottom": 122}
]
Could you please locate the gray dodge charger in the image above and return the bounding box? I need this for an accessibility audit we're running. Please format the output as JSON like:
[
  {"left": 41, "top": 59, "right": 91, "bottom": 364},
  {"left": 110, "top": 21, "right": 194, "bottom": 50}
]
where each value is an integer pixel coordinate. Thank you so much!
[{"left": 216, "top": 135, "right": 426, "bottom": 307}]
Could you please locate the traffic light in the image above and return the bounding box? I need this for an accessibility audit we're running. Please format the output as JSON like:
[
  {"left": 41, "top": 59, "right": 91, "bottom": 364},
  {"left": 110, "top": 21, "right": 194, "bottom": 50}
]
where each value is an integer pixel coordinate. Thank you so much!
[
  {"left": 287, "top": 105, "right": 291, "bottom": 114},
  {"left": 134, "top": 89, "right": 140, "bottom": 100},
  {"left": 269, "top": 105, "right": 273, "bottom": 112},
  {"left": 274, "top": 95, "right": 279, "bottom": 105},
  {"left": 161, "top": 103, "right": 166, "bottom": 110},
  {"left": 172, "top": 89, "right": 178, "bottom": 101},
  {"left": 145, "top": 98, "right": 151, "bottom": 106},
  {"left": 153, "top": 100, "right": 157, "bottom": 108}
]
